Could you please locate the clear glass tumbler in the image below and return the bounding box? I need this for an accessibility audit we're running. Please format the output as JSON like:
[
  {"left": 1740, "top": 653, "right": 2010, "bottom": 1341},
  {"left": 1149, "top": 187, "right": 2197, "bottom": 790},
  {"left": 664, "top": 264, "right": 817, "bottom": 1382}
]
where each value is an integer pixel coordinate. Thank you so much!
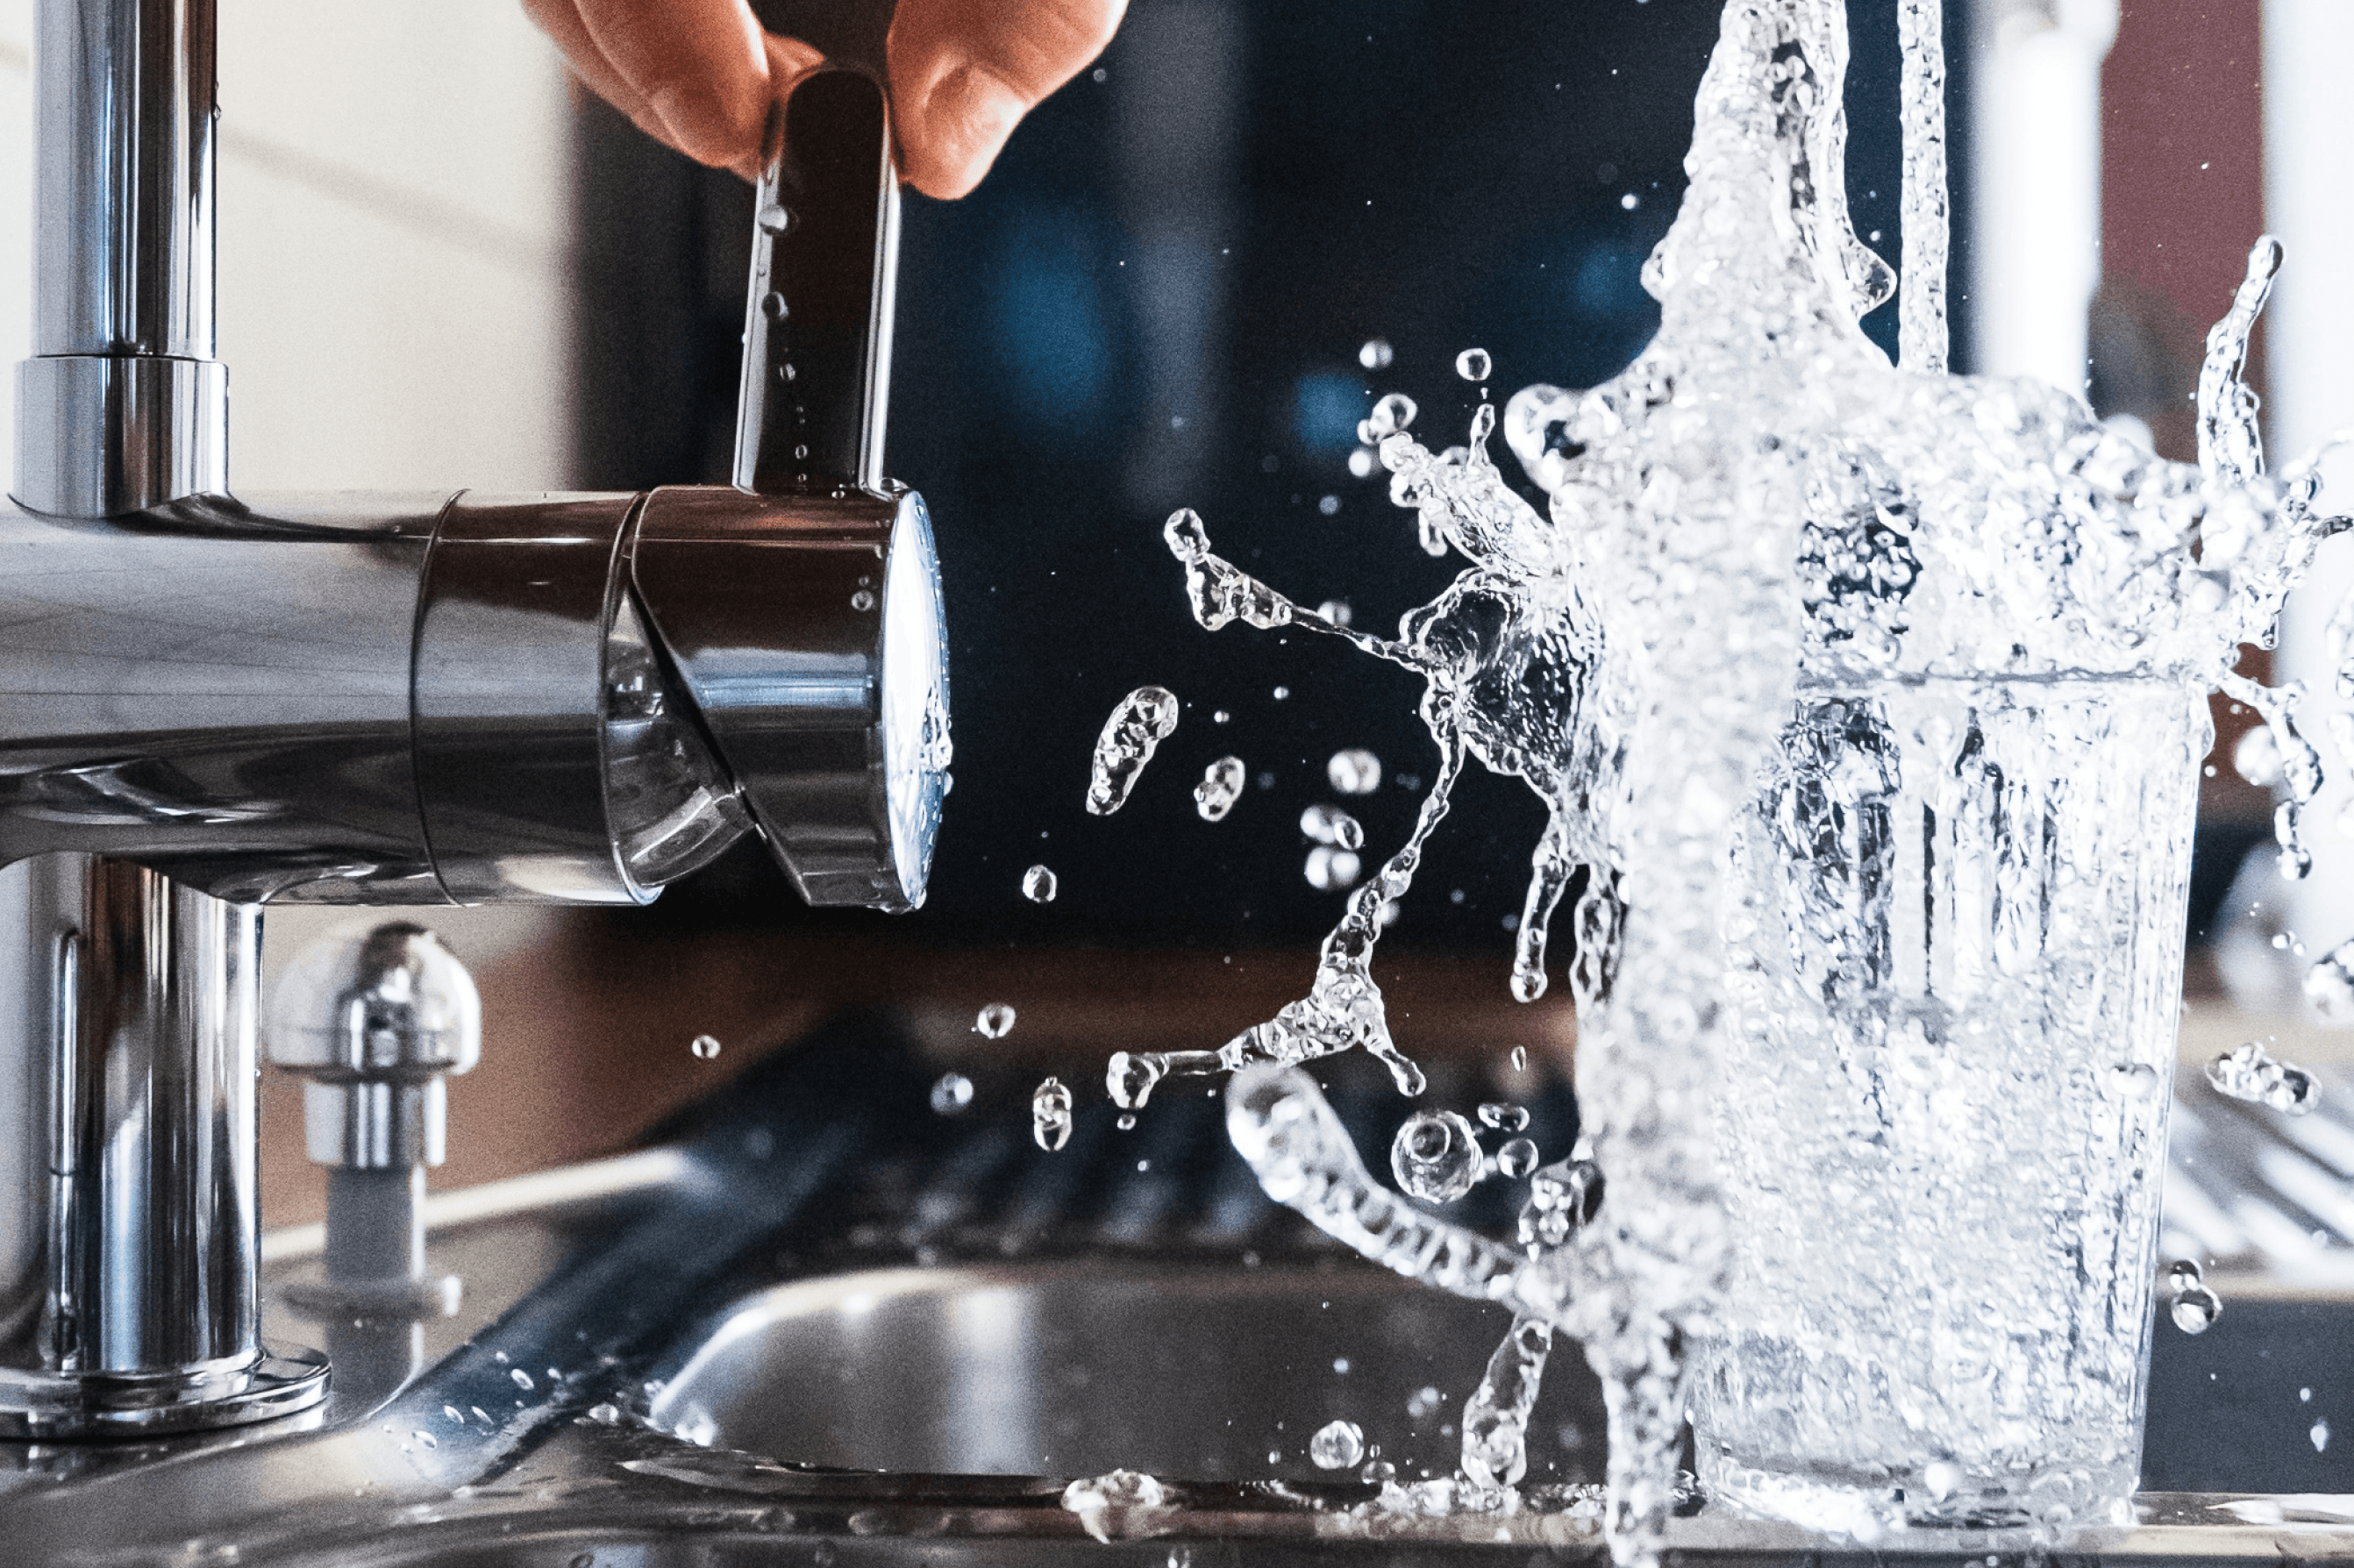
[{"left": 1689, "top": 675, "right": 2208, "bottom": 1537}]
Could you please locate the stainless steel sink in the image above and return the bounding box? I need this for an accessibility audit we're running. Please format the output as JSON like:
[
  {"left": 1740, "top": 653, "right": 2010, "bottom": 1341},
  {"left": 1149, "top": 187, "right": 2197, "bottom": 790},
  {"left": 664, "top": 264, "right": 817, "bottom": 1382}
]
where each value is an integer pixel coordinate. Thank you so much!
[
  {"left": 646, "top": 1259, "right": 1606, "bottom": 1486},
  {"left": 18, "top": 1026, "right": 2354, "bottom": 1568}
]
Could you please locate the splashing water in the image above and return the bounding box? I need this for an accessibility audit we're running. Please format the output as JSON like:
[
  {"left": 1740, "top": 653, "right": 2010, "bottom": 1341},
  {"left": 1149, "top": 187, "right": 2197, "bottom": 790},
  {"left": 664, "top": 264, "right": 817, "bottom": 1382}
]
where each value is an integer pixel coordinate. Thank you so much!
[
  {"left": 1303, "top": 845, "right": 1362, "bottom": 892},
  {"left": 1478, "top": 1101, "right": 1530, "bottom": 1133},
  {"left": 1087, "top": 687, "right": 1181, "bottom": 816},
  {"left": 1494, "top": 1137, "right": 1541, "bottom": 1180},
  {"left": 1390, "top": 1109, "right": 1484, "bottom": 1203},
  {"left": 1031, "top": 1077, "right": 1074, "bottom": 1151},
  {"left": 1300, "top": 803, "right": 1365, "bottom": 850},
  {"left": 1099, "top": 0, "right": 2339, "bottom": 1558},
  {"left": 1309, "top": 1419, "right": 1367, "bottom": 1470},
  {"left": 2309, "top": 940, "right": 2354, "bottom": 1023},
  {"left": 929, "top": 1072, "right": 974, "bottom": 1115},
  {"left": 2168, "top": 1260, "right": 2222, "bottom": 1335},
  {"left": 2205, "top": 1038, "right": 2322, "bottom": 1115},
  {"left": 1328, "top": 748, "right": 1384, "bottom": 795},
  {"left": 1460, "top": 1316, "right": 1554, "bottom": 1488},
  {"left": 1195, "top": 756, "right": 1246, "bottom": 821}
]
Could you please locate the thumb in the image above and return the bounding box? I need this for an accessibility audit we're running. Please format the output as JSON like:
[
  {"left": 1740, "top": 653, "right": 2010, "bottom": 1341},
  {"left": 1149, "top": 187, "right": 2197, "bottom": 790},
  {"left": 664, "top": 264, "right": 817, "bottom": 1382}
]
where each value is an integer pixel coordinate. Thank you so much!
[{"left": 887, "top": 0, "right": 1126, "bottom": 199}]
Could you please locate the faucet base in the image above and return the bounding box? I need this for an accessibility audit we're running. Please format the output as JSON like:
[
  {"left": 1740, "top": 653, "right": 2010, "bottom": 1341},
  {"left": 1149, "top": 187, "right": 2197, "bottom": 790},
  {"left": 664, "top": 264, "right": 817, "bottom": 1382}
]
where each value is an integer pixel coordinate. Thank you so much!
[{"left": 0, "top": 1342, "right": 328, "bottom": 1439}]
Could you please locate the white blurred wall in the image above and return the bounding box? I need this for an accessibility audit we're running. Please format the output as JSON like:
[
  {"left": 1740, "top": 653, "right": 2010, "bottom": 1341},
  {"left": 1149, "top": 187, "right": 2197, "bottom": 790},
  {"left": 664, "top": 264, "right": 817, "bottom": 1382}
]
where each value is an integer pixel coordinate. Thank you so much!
[
  {"left": 215, "top": 0, "right": 574, "bottom": 490},
  {"left": 0, "top": 0, "right": 575, "bottom": 495},
  {"left": 1965, "top": 0, "right": 2118, "bottom": 394},
  {"left": 2265, "top": 0, "right": 2354, "bottom": 967},
  {"left": 1, "top": 1, "right": 30, "bottom": 496}
]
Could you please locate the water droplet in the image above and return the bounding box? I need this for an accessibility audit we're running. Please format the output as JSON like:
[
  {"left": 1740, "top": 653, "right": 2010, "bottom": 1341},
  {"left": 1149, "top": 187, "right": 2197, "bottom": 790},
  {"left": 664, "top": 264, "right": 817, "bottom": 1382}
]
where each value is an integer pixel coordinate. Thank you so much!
[
  {"left": 1304, "top": 845, "right": 1363, "bottom": 891},
  {"left": 1494, "top": 1137, "right": 1540, "bottom": 1179},
  {"left": 510, "top": 1367, "right": 535, "bottom": 1391},
  {"left": 1349, "top": 447, "right": 1378, "bottom": 478},
  {"left": 1367, "top": 393, "right": 1417, "bottom": 438},
  {"left": 1022, "top": 864, "right": 1059, "bottom": 902},
  {"left": 1327, "top": 748, "right": 1382, "bottom": 795},
  {"left": 756, "top": 203, "right": 792, "bottom": 234},
  {"left": 760, "top": 290, "right": 788, "bottom": 320},
  {"left": 1195, "top": 756, "right": 1247, "bottom": 822},
  {"left": 1061, "top": 1468, "right": 1165, "bottom": 1512},
  {"left": 1163, "top": 508, "right": 1210, "bottom": 563},
  {"left": 1318, "top": 494, "right": 1341, "bottom": 517},
  {"left": 2315, "top": 1419, "right": 2333, "bottom": 1453},
  {"left": 1390, "top": 1110, "right": 1482, "bottom": 1203},
  {"left": 2306, "top": 941, "right": 2354, "bottom": 1023},
  {"left": 850, "top": 589, "right": 875, "bottom": 612},
  {"left": 1407, "top": 1386, "right": 1444, "bottom": 1420},
  {"left": 1032, "top": 1077, "right": 1074, "bottom": 1151},
  {"left": 1359, "top": 338, "right": 1394, "bottom": 371},
  {"left": 1619, "top": 191, "right": 1639, "bottom": 210},
  {"left": 1116, "top": 1112, "right": 1137, "bottom": 1130},
  {"left": 1922, "top": 1460, "right": 1963, "bottom": 1500},
  {"left": 1333, "top": 1357, "right": 1351, "bottom": 1374},
  {"left": 2169, "top": 1260, "right": 2222, "bottom": 1334},
  {"left": 1086, "top": 686, "right": 1181, "bottom": 815},
  {"left": 1309, "top": 1418, "right": 1366, "bottom": 1470},
  {"left": 411, "top": 1429, "right": 437, "bottom": 1449},
  {"left": 586, "top": 1402, "right": 621, "bottom": 1424},
  {"left": 1273, "top": 685, "right": 1290, "bottom": 701},
  {"left": 2206, "top": 1038, "right": 2321, "bottom": 1115},
  {"left": 1107, "top": 1051, "right": 1166, "bottom": 1108},
  {"left": 1477, "top": 1101, "right": 1530, "bottom": 1132},
  {"left": 974, "top": 1003, "right": 1016, "bottom": 1039},
  {"left": 689, "top": 1034, "right": 721, "bottom": 1060},
  {"left": 1360, "top": 1458, "right": 1397, "bottom": 1485},
  {"left": 930, "top": 1072, "right": 974, "bottom": 1115},
  {"left": 1510, "top": 1046, "right": 1528, "bottom": 1073},
  {"left": 1299, "top": 802, "right": 1364, "bottom": 849},
  {"left": 2236, "top": 725, "right": 2286, "bottom": 788},
  {"left": 1455, "top": 347, "right": 1493, "bottom": 382},
  {"left": 1212, "top": 709, "right": 1231, "bottom": 724}
]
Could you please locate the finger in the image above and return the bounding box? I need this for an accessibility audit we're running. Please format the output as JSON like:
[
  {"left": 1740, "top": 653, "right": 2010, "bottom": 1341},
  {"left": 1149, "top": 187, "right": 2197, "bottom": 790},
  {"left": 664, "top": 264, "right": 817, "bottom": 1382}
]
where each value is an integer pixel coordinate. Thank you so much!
[
  {"left": 522, "top": 0, "right": 685, "bottom": 150},
  {"left": 754, "top": 32, "right": 831, "bottom": 179},
  {"left": 573, "top": 0, "right": 773, "bottom": 171},
  {"left": 888, "top": 0, "right": 1126, "bottom": 198}
]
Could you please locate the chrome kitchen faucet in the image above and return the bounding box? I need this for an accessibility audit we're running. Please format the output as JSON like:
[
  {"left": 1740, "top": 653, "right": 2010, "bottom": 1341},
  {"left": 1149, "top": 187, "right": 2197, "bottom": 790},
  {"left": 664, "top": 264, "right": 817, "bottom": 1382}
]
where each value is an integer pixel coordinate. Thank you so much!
[{"left": 0, "top": 0, "right": 945, "bottom": 1436}]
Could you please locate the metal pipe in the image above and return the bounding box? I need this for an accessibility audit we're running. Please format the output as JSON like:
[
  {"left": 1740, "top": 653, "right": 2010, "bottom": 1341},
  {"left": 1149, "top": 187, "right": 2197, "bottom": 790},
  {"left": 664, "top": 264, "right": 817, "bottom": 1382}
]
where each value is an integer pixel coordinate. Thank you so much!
[
  {"left": 14, "top": 0, "right": 226, "bottom": 516},
  {"left": 0, "top": 856, "right": 325, "bottom": 1433}
]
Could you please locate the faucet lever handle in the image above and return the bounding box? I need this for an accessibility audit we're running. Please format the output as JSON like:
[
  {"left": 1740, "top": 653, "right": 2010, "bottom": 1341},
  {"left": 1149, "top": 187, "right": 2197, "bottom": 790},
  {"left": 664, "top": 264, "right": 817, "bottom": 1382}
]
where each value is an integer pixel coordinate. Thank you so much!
[{"left": 733, "top": 69, "right": 900, "bottom": 495}]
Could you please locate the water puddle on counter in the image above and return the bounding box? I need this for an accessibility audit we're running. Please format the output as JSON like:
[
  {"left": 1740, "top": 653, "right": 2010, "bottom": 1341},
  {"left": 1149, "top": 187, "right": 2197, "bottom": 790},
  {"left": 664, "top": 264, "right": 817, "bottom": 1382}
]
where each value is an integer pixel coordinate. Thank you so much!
[{"left": 1083, "top": 0, "right": 2346, "bottom": 1563}]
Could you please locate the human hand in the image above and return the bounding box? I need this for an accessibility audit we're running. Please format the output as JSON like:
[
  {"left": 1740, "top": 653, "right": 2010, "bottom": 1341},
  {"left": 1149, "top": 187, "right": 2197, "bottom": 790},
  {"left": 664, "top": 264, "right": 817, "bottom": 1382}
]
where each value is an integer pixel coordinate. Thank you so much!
[{"left": 524, "top": 0, "right": 1125, "bottom": 197}]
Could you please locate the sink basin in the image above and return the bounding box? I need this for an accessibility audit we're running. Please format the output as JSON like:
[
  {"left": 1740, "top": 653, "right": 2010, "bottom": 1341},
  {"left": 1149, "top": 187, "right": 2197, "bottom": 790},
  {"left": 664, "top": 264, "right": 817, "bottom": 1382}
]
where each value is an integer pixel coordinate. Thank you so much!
[{"left": 647, "top": 1258, "right": 1608, "bottom": 1486}]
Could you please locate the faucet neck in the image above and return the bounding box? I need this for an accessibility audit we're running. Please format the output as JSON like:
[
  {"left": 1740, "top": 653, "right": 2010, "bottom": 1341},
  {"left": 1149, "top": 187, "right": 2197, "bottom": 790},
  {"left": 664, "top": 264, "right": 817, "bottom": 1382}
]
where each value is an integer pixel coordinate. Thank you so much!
[{"left": 14, "top": 0, "right": 226, "bottom": 517}]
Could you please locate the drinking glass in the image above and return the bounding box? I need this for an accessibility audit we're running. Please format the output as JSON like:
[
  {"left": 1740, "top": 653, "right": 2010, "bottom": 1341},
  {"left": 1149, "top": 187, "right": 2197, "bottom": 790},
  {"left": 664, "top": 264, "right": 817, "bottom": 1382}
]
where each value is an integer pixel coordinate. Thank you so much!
[{"left": 1689, "top": 675, "right": 2207, "bottom": 1536}]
